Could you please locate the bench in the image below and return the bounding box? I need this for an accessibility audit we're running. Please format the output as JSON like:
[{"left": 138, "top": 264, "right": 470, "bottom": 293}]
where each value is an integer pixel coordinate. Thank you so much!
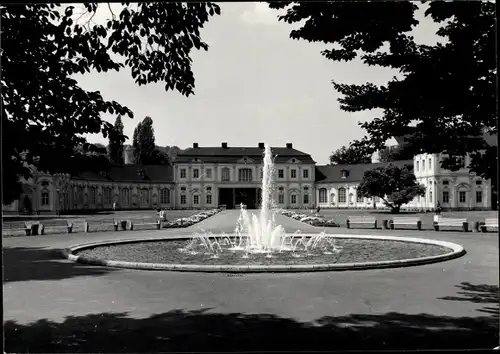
[
  {"left": 346, "top": 216, "right": 377, "bottom": 229},
  {"left": 391, "top": 217, "right": 422, "bottom": 231},
  {"left": 480, "top": 218, "right": 498, "bottom": 233},
  {"left": 127, "top": 217, "right": 161, "bottom": 231},
  {"left": 40, "top": 220, "right": 73, "bottom": 235},
  {"left": 2, "top": 221, "right": 31, "bottom": 236},
  {"left": 83, "top": 218, "right": 118, "bottom": 232},
  {"left": 434, "top": 217, "right": 469, "bottom": 232}
]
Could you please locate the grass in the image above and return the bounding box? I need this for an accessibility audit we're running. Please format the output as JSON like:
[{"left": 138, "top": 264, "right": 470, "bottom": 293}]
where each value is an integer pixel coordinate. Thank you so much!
[{"left": 76, "top": 238, "right": 450, "bottom": 266}]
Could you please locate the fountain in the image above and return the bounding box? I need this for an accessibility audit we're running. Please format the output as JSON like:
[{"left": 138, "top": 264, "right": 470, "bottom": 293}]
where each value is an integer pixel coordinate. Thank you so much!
[
  {"left": 66, "top": 144, "right": 466, "bottom": 272},
  {"left": 179, "top": 144, "right": 342, "bottom": 258}
]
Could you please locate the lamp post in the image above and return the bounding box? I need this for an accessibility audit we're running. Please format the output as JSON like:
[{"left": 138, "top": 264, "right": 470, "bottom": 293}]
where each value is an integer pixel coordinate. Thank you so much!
[{"left": 56, "top": 188, "right": 60, "bottom": 216}]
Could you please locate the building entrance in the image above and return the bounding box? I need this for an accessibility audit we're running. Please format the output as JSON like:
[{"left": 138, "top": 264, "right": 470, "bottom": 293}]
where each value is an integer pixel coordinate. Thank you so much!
[{"left": 218, "top": 188, "right": 261, "bottom": 209}]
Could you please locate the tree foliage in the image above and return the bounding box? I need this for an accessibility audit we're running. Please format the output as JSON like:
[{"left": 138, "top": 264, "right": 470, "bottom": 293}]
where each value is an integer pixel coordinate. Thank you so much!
[
  {"left": 269, "top": 1, "right": 496, "bottom": 179},
  {"left": 108, "top": 116, "right": 125, "bottom": 164},
  {"left": 358, "top": 163, "right": 426, "bottom": 213},
  {"left": 1, "top": 3, "right": 220, "bottom": 204},
  {"left": 378, "top": 145, "right": 414, "bottom": 163},
  {"left": 329, "top": 145, "right": 372, "bottom": 165}
]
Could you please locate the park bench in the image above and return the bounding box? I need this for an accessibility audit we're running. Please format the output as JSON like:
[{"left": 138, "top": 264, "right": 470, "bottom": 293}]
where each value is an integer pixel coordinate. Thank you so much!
[
  {"left": 83, "top": 218, "right": 118, "bottom": 232},
  {"left": 127, "top": 217, "right": 161, "bottom": 231},
  {"left": 434, "top": 217, "right": 469, "bottom": 232},
  {"left": 391, "top": 216, "right": 422, "bottom": 231},
  {"left": 346, "top": 216, "right": 377, "bottom": 229},
  {"left": 2, "top": 221, "right": 32, "bottom": 236},
  {"left": 480, "top": 217, "right": 498, "bottom": 233},
  {"left": 40, "top": 219, "right": 73, "bottom": 235}
]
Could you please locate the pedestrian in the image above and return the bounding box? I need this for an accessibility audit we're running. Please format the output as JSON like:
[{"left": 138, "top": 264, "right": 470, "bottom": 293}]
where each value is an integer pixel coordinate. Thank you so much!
[
  {"left": 436, "top": 202, "right": 442, "bottom": 215},
  {"left": 162, "top": 208, "right": 168, "bottom": 222},
  {"left": 112, "top": 201, "right": 117, "bottom": 212},
  {"left": 316, "top": 205, "right": 321, "bottom": 217}
]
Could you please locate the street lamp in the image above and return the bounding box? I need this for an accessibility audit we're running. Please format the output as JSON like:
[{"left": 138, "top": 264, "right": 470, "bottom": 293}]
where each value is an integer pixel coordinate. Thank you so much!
[{"left": 56, "top": 188, "right": 60, "bottom": 216}]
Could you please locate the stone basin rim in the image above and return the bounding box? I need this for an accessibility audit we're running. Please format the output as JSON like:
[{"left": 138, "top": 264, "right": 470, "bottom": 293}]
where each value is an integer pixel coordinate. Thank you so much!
[{"left": 62, "top": 233, "right": 466, "bottom": 273}]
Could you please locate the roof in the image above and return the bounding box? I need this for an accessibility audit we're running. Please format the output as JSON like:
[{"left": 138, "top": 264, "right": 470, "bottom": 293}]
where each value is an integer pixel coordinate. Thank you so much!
[
  {"left": 176, "top": 146, "right": 316, "bottom": 164},
  {"left": 315, "top": 160, "right": 414, "bottom": 184},
  {"left": 73, "top": 164, "right": 174, "bottom": 183}
]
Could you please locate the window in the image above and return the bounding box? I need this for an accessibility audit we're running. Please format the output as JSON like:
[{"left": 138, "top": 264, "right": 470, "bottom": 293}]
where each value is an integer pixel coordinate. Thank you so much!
[
  {"left": 104, "top": 188, "right": 112, "bottom": 205},
  {"left": 193, "top": 169, "right": 199, "bottom": 179},
  {"left": 291, "top": 169, "right": 297, "bottom": 178},
  {"left": 459, "top": 191, "right": 466, "bottom": 203},
  {"left": 41, "top": 191, "right": 49, "bottom": 205},
  {"left": 260, "top": 169, "right": 263, "bottom": 179},
  {"left": 341, "top": 170, "right": 348, "bottom": 179},
  {"left": 206, "top": 194, "right": 212, "bottom": 204},
  {"left": 221, "top": 167, "right": 230, "bottom": 181},
  {"left": 443, "top": 180, "right": 449, "bottom": 185},
  {"left": 278, "top": 169, "right": 284, "bottom": 178},
  {"left": 160, "top": 188, "right": 170, "bottom": 204},
  {"left": 180, "top": 186, "right": 186, "bottom": 192},
  {"left": 303, "top": 169, "right": 309, "bottom": 179},
  {"left": 278, "top": 186, "right": 284, "bottom": 191},
  {"left": 180, "top": 194, "right": 186, "bottom": 204},
  {"left": 140, "top": 188, "right": 149, "bottom": 205},
  {"left": 357, "top": 191, "right": 364, "bottom": 203},
  {"left": 476, "top": 191, "right": 483, "bottom": 203},
  {"left": 121, "top": 188, "right": 129, "bottom": 205},
  {"left": 303, "top": 186, "right": 309, "bottom": 192},
  {"left": 416, "top": 161, "right": 419, "bottom": 172},
  {"left": 422, "top": 160, "right": 425, "bottom": 171},
  {"left": 303, "top": 194, "right": 309, "bottom": 204},
  {"left": 89, "top": 187, "right": 96, "bottom": 204},
  {"left": 238, "top": 168, "right": 253, "bottom": 182},
  {"left": 291, "top": 195, "right": 297, "bottom": 204},
  {"left": 338, "top": 188, "right": 346, "bottom": 203},
  {"left": 205, "top": 169, "right": 212, "bottom": 178},
  {"left": 207, "top": 186, "right": 212, "bottom": 191},
  {"left": 475, "top": 180, "right": 482, "bottom": 185},
  {"left": 278, "top": 193, "right": 284, "bottom": 204},
  {"left": 429, "top": 191, "right": 433, "bottom": 203},
  {"left": 319, "top": 188, "right": 327, "bottom": 203},
  {"left": 428, "top": 158, "right": 432, "bottom": 170},
  {"left": 193, "top": 195, "right": 199, "bottom": 205},
  {"left": 443, "top": 191, "right": 449, "bottom": 203},
  {"left": 180, "top": 169, "right": 186, "bottom": 178}
]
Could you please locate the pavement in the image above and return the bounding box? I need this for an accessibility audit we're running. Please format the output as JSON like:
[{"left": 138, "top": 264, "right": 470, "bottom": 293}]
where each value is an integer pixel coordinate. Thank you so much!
[{"left": 3, "top": 210, "right": 499, "bottom": 352}]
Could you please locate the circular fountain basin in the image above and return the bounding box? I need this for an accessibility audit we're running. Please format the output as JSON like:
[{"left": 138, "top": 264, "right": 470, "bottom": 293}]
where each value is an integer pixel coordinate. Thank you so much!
[{"left": 63, "top": 234, "right": 466, "bottom": 273}]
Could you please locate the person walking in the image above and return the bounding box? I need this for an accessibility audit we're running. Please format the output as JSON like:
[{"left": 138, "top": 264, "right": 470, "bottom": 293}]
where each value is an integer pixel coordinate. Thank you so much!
[
  {"left": 112, "top": 201, "right": 117, "bottom": 212},
  {"left": 436, "top": 201, "right": 442, "bottom": 215},
  {"left": 316, "top": 205, "right": 321, "bottom": 217}
]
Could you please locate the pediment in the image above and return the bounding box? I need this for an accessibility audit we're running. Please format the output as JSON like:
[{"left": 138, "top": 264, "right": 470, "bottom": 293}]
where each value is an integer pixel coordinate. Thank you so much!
[
  {"left": 286, "top": 158, "right": 301, "bottom": 164},
  {"left": 237, "top": 156, "right": 255, "bottom": 164}
]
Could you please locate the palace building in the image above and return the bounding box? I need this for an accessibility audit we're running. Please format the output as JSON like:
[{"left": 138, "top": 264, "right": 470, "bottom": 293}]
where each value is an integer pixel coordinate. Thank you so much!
[{"left": 2, "top": 137, "right": 496, "bottom": 214}]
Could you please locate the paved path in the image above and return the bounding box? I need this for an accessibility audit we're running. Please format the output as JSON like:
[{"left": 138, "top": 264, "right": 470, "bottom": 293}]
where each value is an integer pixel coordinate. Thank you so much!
[{"left": 3, "top": 210, "right": 499, "bottom": 352}]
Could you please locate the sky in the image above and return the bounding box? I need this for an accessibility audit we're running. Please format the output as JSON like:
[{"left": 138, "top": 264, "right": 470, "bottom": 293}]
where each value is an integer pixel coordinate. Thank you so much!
[{"left": 74, "top": 2, "right": 442, "bottom": 165}]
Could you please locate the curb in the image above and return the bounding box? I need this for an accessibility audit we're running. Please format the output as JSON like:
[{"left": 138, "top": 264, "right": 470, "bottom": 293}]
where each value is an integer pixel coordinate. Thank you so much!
[{"left": 62, "top": 234, "right": 466, "bottom": 273}]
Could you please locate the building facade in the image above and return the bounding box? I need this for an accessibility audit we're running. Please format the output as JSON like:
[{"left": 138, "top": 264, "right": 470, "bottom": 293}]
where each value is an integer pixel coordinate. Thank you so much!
[{"left": 2, "top": 141, "right": 495, "bottom": 214}]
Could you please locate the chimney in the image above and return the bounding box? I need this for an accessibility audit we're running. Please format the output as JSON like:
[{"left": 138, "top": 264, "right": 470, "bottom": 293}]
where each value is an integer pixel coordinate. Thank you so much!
[
  {"left": 193, "top": 143, "right": 198, "bottom": 148},
  {"left": 123, "top": 145, "right": 134, "bottom": 164},
  {"left": 258, "top": 143, "right": 264, "bottom": 149},
  {"left": 221, "top": 142, "right": 228, "bottom": 148},
  {"left": 286, "top": 143, "right": 293, "bottom": 149}
]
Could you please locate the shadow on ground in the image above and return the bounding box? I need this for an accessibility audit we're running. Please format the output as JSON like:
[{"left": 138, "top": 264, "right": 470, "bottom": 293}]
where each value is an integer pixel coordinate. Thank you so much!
[
  {"left": 4, "top": 308, "right": 498, "bottom": 352},
  {"left": 3, "top": 246, "right": 117, "bottom": 283},
  {"left": 439, "top": 281, "right": 499, "bottom": 317}
]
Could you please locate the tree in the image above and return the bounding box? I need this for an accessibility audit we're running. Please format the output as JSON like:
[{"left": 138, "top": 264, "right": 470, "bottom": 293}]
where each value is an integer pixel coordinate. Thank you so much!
[
  {"left": 108, "top": 116, "right": 125, "bottom": 164},
  {"left": 132, "top": 117, "right": 168, "bottom": 165},
  {"left": 330, "top": 145, "right": 372, "bottom": 165},
  {"left": 1, "top": 3, "right": 220, "bottom": 204},
  {"left": 269, "top": 2, "right": 496, "bottom": 179},
  {"left": 358, "top": 163, "right": 425, "bottom": 213},
  {"left": 378, "top": 145, "right": 414, "bottom": 163},
  {"left": 132, "top": 122, "right": 142, "bottom": 164}
]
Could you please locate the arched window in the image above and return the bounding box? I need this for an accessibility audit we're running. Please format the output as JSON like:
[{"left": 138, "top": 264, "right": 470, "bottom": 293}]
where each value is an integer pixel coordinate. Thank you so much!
[
  {"left": 319, "top": 188, "right": 327, "bottom": 203},
  {"left": 103, "top": 188, "right": 112, "bottom": 205},
  {"left": 41, "top": 190, "right": 50, "bottom": 205},
  {"left": 338, "top": 188, "right": 346, "bottom": 203},
  {"left": 121, "top": 188, "right": 130, "bottom": 205},
  {"left": 140, "top": 188, "right": 149, "bottom": 205},
  {"left": 160, "top": 188, "right": 170, "bottom": 204}
]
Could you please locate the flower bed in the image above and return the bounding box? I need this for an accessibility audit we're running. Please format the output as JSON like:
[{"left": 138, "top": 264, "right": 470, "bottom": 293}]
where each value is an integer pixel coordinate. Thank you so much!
[
  {"left": 163, "top": 209, "right": 221, "bottom": 228},
  {"left": 277, "top": 210, "right": 340, "bottom": 227}
]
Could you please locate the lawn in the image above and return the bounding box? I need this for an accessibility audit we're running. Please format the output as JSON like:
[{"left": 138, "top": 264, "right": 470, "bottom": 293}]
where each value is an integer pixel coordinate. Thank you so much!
[{"left": 287, "top": 209, "right": 497, "bottom": 230}]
